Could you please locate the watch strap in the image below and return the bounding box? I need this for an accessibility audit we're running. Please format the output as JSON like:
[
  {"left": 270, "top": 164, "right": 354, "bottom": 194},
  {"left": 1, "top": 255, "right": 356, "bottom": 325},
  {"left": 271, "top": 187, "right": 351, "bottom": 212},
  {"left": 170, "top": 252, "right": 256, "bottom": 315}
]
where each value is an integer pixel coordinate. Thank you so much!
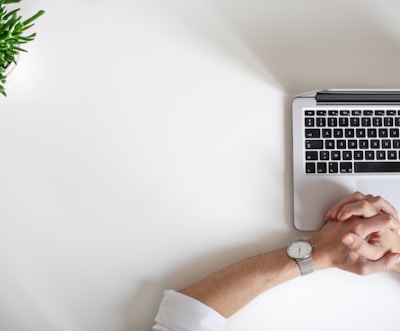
[{"left": 297, "top": 257, "right": 314, "bottom": 276}]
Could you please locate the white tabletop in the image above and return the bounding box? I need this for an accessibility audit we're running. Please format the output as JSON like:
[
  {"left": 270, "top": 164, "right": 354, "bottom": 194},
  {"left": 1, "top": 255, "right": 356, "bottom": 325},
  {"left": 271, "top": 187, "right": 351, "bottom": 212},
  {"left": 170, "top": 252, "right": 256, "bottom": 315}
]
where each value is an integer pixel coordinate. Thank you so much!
[{"left": 1, "top": 1, "right": 399, "bottom": 330}]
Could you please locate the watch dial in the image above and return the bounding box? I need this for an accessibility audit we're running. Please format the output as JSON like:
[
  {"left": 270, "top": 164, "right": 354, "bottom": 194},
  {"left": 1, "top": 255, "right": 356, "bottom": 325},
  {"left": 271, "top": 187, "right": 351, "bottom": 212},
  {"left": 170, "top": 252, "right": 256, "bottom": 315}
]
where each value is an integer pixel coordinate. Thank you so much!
[{"left": 287, "top": 241, "right": 312, "bottom": 258}]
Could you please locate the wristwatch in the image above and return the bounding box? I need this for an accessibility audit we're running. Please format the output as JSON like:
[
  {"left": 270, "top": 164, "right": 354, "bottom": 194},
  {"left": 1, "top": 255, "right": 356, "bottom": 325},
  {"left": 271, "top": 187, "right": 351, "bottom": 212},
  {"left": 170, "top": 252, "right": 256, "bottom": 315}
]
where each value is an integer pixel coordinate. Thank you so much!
[{"left": 287, "top": 240, "right": 314, "bottom": 276}]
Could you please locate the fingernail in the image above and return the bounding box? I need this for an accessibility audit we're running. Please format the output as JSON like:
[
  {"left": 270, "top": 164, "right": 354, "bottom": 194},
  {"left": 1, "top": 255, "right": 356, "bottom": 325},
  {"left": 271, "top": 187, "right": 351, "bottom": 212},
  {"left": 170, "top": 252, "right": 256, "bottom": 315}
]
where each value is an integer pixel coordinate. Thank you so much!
[{"left": 342, "top": 234, "right": 355, "bottom": 246}]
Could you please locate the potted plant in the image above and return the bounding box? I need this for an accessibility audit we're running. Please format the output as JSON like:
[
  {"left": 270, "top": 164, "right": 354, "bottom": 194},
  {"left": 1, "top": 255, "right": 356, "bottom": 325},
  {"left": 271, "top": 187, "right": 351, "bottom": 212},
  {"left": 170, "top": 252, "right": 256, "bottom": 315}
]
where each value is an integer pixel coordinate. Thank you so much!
[{"left": 0, "top": 0, "right": 44, "bottom": 96}]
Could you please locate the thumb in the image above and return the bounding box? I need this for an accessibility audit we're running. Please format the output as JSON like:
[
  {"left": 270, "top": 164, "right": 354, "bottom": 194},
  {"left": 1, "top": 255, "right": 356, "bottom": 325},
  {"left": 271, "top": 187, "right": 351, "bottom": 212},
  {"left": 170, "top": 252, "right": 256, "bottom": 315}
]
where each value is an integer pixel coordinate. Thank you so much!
[{"left": 342, "top": 233, "right": 382, "bottom": 260}]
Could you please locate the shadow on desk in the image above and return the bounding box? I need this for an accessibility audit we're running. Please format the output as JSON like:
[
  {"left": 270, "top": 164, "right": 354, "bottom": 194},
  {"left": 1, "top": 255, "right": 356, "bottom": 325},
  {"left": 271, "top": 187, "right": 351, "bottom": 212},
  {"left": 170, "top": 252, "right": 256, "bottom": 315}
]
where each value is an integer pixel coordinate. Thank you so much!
[{"left": 210, "top": 0, "right": 400, "bottom": 96}]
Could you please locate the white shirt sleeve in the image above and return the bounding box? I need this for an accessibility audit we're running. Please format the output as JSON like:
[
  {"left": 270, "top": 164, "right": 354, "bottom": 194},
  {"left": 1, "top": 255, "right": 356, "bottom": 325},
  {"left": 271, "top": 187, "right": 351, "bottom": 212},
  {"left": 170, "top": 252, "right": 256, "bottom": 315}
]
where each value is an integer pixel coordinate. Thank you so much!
[{"left": 152, "top": 290, "right": 227, "bottom": 331}]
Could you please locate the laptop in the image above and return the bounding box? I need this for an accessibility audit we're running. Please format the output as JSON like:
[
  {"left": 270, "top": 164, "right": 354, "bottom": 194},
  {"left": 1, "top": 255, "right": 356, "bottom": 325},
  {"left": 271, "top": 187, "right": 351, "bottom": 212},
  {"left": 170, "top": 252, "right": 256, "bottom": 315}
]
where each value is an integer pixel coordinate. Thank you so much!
[{"left": 292, "top": 89, "right": 400, "bottom": 231}]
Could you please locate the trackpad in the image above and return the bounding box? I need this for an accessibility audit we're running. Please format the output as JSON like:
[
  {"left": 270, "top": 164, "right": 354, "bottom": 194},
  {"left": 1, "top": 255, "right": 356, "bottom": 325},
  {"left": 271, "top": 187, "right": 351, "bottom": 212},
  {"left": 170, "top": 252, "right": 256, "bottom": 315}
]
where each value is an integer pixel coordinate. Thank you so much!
[{"left": 357, "top": 179, "right": 400, "bottom": 214}]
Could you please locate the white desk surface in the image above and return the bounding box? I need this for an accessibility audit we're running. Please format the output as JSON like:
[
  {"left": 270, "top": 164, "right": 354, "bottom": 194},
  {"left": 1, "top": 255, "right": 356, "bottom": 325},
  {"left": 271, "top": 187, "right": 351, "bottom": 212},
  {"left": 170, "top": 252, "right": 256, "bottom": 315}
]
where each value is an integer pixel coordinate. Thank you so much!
[{"left": 1, "top": 0, "right": 400, "bottom": 330}]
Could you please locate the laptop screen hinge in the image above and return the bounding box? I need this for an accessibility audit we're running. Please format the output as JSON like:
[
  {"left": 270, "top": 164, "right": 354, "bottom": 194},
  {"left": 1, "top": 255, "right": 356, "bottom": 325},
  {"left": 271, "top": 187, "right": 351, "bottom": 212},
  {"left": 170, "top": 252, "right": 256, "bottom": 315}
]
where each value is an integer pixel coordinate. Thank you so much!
[{"left": 316, "top": 91, "right": 400, "bottom": 105}]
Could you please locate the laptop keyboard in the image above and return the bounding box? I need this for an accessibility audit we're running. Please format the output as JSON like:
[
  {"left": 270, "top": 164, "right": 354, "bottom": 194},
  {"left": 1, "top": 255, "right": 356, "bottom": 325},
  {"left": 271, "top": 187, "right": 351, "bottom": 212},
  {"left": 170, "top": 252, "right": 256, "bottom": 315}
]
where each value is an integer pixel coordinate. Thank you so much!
[{"left": 304, "top": 108, "right": 400, "bottom": 174}]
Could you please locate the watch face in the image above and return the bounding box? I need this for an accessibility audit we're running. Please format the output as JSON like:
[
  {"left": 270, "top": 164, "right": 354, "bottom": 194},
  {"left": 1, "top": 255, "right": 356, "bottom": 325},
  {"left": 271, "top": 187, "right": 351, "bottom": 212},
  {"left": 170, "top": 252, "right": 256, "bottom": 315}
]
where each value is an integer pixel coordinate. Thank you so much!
[{"left": 287, "top": 240, "right": 312, "bottom": 259}]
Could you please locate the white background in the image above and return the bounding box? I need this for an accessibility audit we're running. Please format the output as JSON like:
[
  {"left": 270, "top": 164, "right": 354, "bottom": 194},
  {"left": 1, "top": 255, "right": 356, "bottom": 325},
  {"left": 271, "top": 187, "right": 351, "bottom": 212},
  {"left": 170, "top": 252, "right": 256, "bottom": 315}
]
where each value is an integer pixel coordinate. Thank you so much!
[{"left": 1, "top": 1, "right": 400, "bottom": 330}]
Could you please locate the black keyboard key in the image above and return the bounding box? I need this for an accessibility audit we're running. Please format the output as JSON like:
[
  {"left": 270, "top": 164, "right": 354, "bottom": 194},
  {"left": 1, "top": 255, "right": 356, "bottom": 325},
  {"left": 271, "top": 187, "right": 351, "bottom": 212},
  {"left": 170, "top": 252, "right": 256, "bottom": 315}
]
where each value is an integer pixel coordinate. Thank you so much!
[
  {"left": 316, "top": 118, "right": 326, "bottom": 127},
  {"left": 337, "top": 140, "right": 346, "bottom": 149},
  {"left": 365, "top": 151, "right": 374, "bottom": 160},
  {"left": 329, "top": 162, "right": 339, "bottom": 173},
  {"left": 354, "top": 151, "right": 363, "bottom": 160},
  {"left": 340, "top": 110, "right": 350, "bottom": 116},
  {"left": 305, "top": 118, "right": 314, "bottom": 127},
  {"left": 327, "top": 117, "right": 338, "bottom": 127},
  {"left": 352, "top": 110, "right": 362, "bottom": 116},
  {"left": 325, "top": 140, "right": 335, "bottom": 149},
  {"left": 379, "top": 128, "right": 388, "bottom": 137},
  {"left": 345, "top": 129, "right": 355, "bottom": 138},
  {"left": 375, "top": 110, "right": 385, "bottom": 115},
  {"left": 334, "top": 129, "right": 343, "bottom": 138},
  {"left": 371, "top": 140, "right": 380, "bottom": 148},
  {"left": 342, "top": 151, "right": 352, "bottom": 160},
  {"left": 328, "top": 110, "right": 338, "bottom": 116},
  {"left": 317, "top": 110, "right": 327, "bottom": 116},
  {"left": 317, "top": 162, "right": 327, "bottom": 173},
  {"left": 306, "top": 151, "right": 318, "bottom": 160},
  {"left": 394, "top": 140, "right": 400, "bottom": 148},
  {"left": 306, "top": 140, "right": 323, "bottom": 149},
  {"left": 395, "top": 118, "right": 400, "bottom": 126},
  {"left": 363, "top": 110, "right": 373, "bottom": 116},
  {"left": 340, "top": 162, "right": 353, "bottom": 173},
  {"left": 361, "top": 117, "right": 371, "bottom": 127},
  {"left": 382, "top": 140, "right": 391, "bottom": 149},
  {"left": 356, "top": 128, "right": 366, "bottom": 138},
  {"left": 367, "top": 128, "right": 377, "bottom": 137},
  {"left": 387, "top": 110, "right": 396, "bottom": 116},
  {"left": 322, "top": 129, "right": 332, "bottom": 138},
  {"left": 350, "top": 117, "right": 360, "bottom": 126},
  {"left": 305, "top": 129, "right": 320, "bottom": 138},
  {"left": 355, "top": 162, "right": 400, "bottom": 173},
  {"left": 373, "top": 117, "right": 383, "bottom": 126},
  {"left": 377, "top": 151, "right": 386, "bottom": 160},
  {"left": 348, "top": 140, "right": 357, "bottom": 149},
  {"left": 331, "top": 151, "right": 340, "bottom": 160},
  {"left": 339, "top": 117, "right": 349, "bottom": 127},
  {"left": 388, "top": 151, "right": 398, "bottom": 160},
  {"left": 390, "top": 128, "right": 400, "bottom": 137},
  {"left": 305, "top": 110, "right": 315, "bottom": 116},
  {"left": 306, "top": 162, "right": 316, "bottom": 173},
  {"left": 320, "top": 151, "right": 329, "bottom": 160},
  {"left": 359, "top": 140, "right": 369, "bottom": 149},
  {"left": 384, "top": 117, "right": 394, "bottom": 126}
]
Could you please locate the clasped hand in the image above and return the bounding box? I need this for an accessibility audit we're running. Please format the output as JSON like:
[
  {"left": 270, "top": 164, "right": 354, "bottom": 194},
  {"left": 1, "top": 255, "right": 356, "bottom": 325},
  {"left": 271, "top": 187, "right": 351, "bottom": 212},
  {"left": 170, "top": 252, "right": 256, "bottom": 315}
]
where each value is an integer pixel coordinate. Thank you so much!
[{"left": 309, "top": 192, "right": 400, "bottom": 275}]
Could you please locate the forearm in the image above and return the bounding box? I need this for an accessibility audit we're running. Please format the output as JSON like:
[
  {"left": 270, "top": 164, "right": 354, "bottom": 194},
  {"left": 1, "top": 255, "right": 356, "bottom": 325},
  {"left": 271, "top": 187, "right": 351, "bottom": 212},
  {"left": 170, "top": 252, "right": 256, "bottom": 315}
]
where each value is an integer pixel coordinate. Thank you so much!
[
  {"left": 178, "top": 217, "right": 400, "bottom": 318},
  {"left": 179, "top": 248, "right": 300, "bottom": 318}
]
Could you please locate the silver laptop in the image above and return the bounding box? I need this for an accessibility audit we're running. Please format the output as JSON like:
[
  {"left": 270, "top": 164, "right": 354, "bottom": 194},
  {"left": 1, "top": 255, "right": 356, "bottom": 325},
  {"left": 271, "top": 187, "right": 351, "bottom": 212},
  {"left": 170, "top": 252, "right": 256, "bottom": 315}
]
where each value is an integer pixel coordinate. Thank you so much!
[{"left": 292, "top": 89, "right": 400, "bottom": 231}]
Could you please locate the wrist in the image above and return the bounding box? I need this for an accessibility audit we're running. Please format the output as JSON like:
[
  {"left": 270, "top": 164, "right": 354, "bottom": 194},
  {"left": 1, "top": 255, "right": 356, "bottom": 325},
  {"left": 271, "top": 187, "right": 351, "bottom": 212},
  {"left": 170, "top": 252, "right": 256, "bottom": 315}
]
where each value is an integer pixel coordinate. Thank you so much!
[{"left": 307, "top": 235, "right": 334, "bottom": 271}]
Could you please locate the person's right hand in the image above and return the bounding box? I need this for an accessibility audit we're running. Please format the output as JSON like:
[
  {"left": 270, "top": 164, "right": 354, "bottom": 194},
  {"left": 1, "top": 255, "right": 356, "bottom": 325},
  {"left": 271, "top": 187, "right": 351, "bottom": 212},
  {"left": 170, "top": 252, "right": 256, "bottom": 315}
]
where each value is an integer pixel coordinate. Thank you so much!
[{"left": 324, "top": 191, "right": 398, "bottom": 222}]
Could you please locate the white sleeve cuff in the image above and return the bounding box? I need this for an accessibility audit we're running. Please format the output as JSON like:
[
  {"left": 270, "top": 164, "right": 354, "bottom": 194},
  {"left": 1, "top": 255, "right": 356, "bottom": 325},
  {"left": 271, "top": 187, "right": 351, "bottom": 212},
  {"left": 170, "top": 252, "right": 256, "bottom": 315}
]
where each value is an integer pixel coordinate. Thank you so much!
[{"left": 153, "top": 289, "right": 226, "bottom": 331}]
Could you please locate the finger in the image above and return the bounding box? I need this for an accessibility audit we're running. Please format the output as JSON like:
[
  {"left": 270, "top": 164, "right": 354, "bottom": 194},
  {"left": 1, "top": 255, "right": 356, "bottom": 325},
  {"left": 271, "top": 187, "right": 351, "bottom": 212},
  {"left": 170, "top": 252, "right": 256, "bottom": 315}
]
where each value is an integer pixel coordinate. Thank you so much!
[
  {"left": 325, "top": 192, "right": 398, "bottom": 222},
  {"left": 324, "top": 191, "right": 366, "bottom": 221},
  {"left": 366, "top": 195, "right": 398, "bottom": 220},
  {"left": 351, "top": 214, "right": 400, "bottom": 237},
  {"left": 335, "top": 200, "right": 382, "bottom": 221},
  {"left": 342, "top": 233, "right": 383, "bottom": 260},
  {"left": 355, "top": 253, "right": 400, "bottom": 275}
]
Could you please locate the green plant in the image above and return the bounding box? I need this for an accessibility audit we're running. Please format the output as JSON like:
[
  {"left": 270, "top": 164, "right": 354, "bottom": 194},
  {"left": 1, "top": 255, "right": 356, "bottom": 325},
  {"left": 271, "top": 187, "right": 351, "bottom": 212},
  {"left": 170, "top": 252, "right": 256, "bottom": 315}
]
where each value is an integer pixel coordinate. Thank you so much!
[{"left": 0, "top": 0, "right": 44, "bottom": 96}]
